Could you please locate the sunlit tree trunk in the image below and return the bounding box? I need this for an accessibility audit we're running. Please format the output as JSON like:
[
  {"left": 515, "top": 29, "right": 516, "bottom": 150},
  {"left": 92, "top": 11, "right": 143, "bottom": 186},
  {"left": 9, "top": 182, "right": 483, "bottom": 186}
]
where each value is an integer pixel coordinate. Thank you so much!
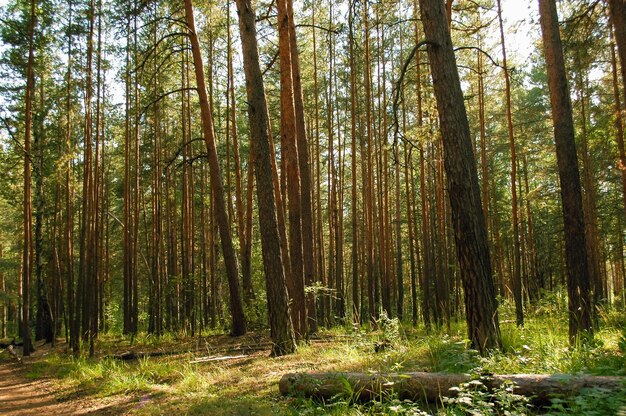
[
  {"left": 183, "top": 0, "right": 246, "bottom": 336},
  {"left": 234, "top": 0, "right": 296, "bottom": 355},
  {"left": 277, "top": 0, "right": 306, "bottom": 340},
  {"left": 286, "top": 0, "right": 317, "bottom": 334},
  {"left": 348, "top": 1, "right": 359, "bottom": 324}
]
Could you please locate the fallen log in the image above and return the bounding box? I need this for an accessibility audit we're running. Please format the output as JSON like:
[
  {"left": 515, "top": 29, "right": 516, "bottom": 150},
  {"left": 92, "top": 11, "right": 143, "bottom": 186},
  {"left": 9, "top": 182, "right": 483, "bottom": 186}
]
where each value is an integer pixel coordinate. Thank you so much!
[{"left": 279, "top": 372, "right": 625, "bottom": 404}]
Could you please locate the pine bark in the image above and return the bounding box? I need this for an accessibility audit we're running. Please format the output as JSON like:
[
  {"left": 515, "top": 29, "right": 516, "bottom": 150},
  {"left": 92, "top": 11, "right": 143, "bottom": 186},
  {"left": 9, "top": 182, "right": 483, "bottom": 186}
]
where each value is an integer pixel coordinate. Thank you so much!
[
  {"left": 348, "top": 2, "right": 359, "bottom": 324},
  {"left": 183, "top": 0, "right": 246, "bottom": 336},
  {"left": 286, "top": 0, "right": 317, "bottom": 335},
  {"left": 538, "top": 0, "right": 593, "bottom": 343},
  {"left": 277, "top": 0, "right": 307, "bottom": 340},
  {"left": 418, "top": 0, "right": 501, "bottom": 353},
  {"left": 1, "top": 245, "right": 5, "bottom": 339},
  {"left": 609, "top": 27, "right": 626, "bottom": 230},
  {"left": 22, "top": 0, "right": 37, "bottom": 357},
  {"left": 234, "top": 0, "right": 296, "bottom": 355},
  {"left": 496, "top": 0, "right": 523, "bottom": 327}
]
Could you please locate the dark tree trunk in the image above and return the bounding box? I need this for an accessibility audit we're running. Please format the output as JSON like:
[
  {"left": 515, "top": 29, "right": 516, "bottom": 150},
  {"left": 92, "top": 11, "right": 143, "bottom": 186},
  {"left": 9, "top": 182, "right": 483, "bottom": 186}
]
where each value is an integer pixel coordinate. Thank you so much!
[
  {"left": 34, "top": 76, "right": 53, "bottom": 344},
  {"left": 538, "top": 0, "right": 593, "bottom": 343},
  {"left": 22, "top": 0, "right": 37, "bottom": 357},
  {"left": 418, "top": 0, "right": 501, "bottom": 353}
]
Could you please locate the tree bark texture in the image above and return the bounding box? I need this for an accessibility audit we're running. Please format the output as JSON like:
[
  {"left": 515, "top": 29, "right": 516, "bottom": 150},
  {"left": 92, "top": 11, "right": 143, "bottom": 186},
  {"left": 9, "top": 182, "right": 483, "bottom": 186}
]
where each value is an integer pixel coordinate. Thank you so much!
[
  {"left": 277, "top": 0, "right": 306, "bottom": 340},
  {"left": 22, "top": 0, "right": 37, "bottom": 357},
  {"left": 234, "top": 0, "right": 296, "bottom": 356},
  {"left": 183, "top": 0, "right": 246, "bottom": 336},
  {"left": 538, "top": 0, "right": 593, "bottom": 343},
  {"left": 418, "top": 0, "right": 501, "bottom": 353}
]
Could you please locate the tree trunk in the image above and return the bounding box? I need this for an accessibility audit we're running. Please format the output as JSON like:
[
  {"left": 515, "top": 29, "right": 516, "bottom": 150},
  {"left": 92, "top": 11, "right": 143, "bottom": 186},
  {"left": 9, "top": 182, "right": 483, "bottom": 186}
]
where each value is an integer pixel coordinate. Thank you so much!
[
  {"left": 348, "top": 2, "right": 359, "bottom": 324},
  {"left": 34, "top": 73, "right": 53, "bottom": 344},
  {"left": 122, "top": 3, "right": 132, "bottom": 337},
  {"left": 183, "top": 0, "right": 246, "bottom": 336},
  {"left": 22, "top": 0, "right": 37, "bottom": 357},
  {"left": 610, "top": 26, "right": 626, "bottom": 223},
  {"left": 226, "top": 4, "right": 252, "bottom": 304},
  {"left": 538, "top": 0, "right": 593, "bottom": 343},
  {"left": 234, "top": 0, "right": 296, "bottom": 355},
  {"left": 277, "top": 0, "right": 306, "bottom": 340},
  {"left": 1, "top": 245, "right": 6, "bottom": 339},
  {"left": 413, "top": 1, "right": 431, "bottom": 329},
  {"left": 418, "top": 0, "right": 501, "bottom": 353},
  {"left": 576, "top": 74, "right": 603, "bottom": 313},
  {"left": 363, "top": 0, "right": 376, "bottom": 325},
  {"left": 496, "top": 0, "right": 523, "bottom": 327},
  {"left": 286, "top": 0, "right": 317, "bottom": 335},
  {"left": 64, "top": 0, "right": 76, "bottom": 350}
]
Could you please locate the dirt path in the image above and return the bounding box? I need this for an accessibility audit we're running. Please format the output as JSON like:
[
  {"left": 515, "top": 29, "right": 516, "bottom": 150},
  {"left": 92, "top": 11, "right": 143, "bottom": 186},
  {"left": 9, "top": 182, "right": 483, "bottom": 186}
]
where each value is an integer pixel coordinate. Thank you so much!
[
  {"left": 0, "top": 360, "right": 79, "bottom": 416},
  {"left": 0, "top": 358, "right": 138, "bottom": 415}
]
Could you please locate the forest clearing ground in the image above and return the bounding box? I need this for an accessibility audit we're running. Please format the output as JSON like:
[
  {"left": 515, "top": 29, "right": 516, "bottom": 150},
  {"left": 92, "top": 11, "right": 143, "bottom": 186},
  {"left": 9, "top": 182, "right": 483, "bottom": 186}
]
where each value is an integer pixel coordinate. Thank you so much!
[{"left": 0, "top": 310, "right": 624, "bottom": 415}]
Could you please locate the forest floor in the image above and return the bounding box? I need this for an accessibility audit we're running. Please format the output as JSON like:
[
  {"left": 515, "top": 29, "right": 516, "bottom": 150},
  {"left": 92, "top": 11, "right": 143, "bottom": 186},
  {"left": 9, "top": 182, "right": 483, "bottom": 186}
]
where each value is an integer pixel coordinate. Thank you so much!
[
  {"left": 1, "top": 304, "right": 625, "bottom": 415},
  {"left": 0, "top": 340, "right": 136, "bottom": 415}
]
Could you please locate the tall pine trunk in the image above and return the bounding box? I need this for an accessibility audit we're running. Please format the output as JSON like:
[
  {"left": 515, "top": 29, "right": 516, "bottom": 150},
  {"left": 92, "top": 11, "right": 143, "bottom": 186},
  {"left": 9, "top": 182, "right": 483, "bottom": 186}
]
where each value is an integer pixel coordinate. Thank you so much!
[
  {"left": 234, "top": 0, "right": 296, "bottom": 356},
  {"left": 418, "top": 0, "right": 501, "bottom": 353},
  {"left": 22, "top": 0, "right": 37, "bottom": 357},
  {"left": 183, "top": 0, "right": 246, "bottom": 336},
  {"left": 538, "top": 0, "right": 593, "bottom": 343}
]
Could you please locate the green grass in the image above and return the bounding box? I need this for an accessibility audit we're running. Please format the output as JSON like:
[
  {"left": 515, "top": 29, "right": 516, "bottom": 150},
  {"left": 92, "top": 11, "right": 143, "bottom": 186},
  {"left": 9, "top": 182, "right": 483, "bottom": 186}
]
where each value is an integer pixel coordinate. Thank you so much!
[{"left": 16, "top": 301, "right": 626, "bottom": 415}]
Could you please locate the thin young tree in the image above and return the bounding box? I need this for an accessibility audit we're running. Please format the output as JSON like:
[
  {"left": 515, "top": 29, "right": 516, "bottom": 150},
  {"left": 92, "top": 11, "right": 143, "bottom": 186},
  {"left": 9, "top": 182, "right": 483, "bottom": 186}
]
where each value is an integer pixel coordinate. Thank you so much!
[
  {"left": 348, "top": 0, "right": 359, "bottom": 324},
  {"left": 22, "top": 0, "right": 37, "bottom": 357},
  {"left": 496, "top": 0, "right": 523, "bottom": 327},
  {"left": 610, "top": 26, "right": 626, "bottom": 220},
  {"left": 1, "top": 244, "right": 5, "bottom": 339}
]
